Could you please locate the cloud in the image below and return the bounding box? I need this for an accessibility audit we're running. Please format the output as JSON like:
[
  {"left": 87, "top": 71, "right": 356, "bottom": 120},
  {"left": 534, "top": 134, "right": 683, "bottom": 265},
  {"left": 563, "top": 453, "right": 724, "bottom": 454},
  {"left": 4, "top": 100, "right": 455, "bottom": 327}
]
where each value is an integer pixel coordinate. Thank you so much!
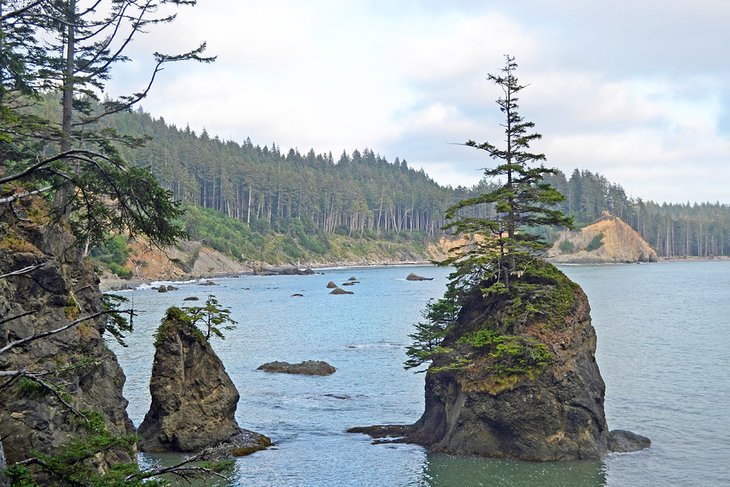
[{"left": 104, "top": 0, "right": 730, "bottom": 204}]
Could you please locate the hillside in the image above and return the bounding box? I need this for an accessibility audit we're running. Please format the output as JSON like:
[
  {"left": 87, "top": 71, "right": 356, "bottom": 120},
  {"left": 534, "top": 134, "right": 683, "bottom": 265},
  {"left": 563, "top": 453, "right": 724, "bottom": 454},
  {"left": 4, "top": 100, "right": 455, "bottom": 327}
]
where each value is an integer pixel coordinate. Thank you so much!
[
  {"left": 27, "top": 94, "right": 730, "bottom": 266},
  {"left": 548, "top": 213, "right": 657, "bottom": 263}
]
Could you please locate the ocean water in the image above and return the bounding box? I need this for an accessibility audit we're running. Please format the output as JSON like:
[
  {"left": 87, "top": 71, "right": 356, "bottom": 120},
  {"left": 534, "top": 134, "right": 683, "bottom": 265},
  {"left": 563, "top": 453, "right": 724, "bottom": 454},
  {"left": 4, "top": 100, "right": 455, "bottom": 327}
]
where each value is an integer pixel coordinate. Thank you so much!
[{"left": 110, "top": 261, "right": 730, "bottom": 486}]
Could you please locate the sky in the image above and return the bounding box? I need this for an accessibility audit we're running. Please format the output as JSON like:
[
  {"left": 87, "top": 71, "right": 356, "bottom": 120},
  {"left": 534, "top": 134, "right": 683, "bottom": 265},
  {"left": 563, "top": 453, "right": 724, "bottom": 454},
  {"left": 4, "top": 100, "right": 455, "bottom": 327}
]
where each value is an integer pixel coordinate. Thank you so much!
[{"left": 107, "top": 0, "right": 730, "bottom": 204}]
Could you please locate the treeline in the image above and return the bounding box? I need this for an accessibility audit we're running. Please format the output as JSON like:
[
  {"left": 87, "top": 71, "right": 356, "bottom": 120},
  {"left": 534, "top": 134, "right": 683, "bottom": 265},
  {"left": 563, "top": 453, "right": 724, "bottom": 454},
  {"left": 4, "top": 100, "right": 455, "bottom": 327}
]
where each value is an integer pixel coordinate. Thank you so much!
[
  {"left": 108, "top": 105, "right": 730, "bottom": 258},
  {"left": 546, "top": 170, "right": 730, "bottom": 257},
  {"left": 101, "top": 107, "right": 458, "bottom": 238},
  {"left": 29, "top": 94, "right": 730, "bottom": 258}
]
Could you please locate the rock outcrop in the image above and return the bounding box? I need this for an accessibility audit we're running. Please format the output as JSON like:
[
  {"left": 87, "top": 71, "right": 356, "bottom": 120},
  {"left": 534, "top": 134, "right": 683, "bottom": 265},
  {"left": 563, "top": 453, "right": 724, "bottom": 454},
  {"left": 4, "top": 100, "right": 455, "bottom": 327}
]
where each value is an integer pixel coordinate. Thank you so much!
[
  {"left": 0, "top": 209, "right": 134, "bottom": 468},
  {"left": 253, "top": 265, "right": 315, "bottom": 276},
  {"left": 406, "top": 272, "right": 434, "bottom": 281},
  {"left": 257, "top": 360, "right": 336, "bottom": 376},
  {"left": 138, "top": 308, "right": 270, "bottom": 455},
  {"left": 549, "top": 213, "right": 657, "bottom": 263},
  {"left": 351, "top": 259, "right": 649, "bottom": 460},
  {"left": 330, "top": 287, "right": 354, "bottom": 295}
]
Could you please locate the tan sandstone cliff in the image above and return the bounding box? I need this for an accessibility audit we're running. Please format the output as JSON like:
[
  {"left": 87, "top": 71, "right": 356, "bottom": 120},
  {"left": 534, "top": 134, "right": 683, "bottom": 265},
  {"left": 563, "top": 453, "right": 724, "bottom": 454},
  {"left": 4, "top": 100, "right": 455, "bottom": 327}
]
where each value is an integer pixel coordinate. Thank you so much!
[{"left": 549, "top": 213, "right": 657, "bottom": 263}]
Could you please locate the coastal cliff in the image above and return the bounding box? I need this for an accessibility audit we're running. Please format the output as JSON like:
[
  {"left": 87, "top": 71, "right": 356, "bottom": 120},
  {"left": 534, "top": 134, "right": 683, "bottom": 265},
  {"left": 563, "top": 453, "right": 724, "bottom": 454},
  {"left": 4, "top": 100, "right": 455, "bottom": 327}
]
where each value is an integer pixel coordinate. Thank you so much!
[
  {"left": 549, "top": 213, "right": 657, "bottom": 263},
  {"left": 0, "top": 209, "right": 134, "bottom": 468},
  {"left": 351, "top": 259, "right": 649, "bottom": 460}
]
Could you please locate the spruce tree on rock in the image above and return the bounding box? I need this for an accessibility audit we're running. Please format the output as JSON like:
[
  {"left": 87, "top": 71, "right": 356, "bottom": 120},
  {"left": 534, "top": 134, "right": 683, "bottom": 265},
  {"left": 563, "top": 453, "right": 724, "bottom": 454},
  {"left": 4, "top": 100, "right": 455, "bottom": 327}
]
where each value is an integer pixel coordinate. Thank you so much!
[{"left": 443, "top": 55, "right": 572, "bottom": 292}]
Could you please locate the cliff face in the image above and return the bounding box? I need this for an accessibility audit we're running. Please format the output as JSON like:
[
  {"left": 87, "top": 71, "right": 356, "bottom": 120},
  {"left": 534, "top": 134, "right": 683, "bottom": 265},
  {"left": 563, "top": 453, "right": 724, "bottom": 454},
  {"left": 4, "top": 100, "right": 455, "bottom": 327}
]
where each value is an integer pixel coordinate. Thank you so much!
[
  {"left": 549, "top": 213, "right": 657, "bottom": 263},
  {"left": 0, "top": 213, "right": 134, "bottom": 466},
  {"left": 138, "top": 308, "right": 270, "bottom": 455}
]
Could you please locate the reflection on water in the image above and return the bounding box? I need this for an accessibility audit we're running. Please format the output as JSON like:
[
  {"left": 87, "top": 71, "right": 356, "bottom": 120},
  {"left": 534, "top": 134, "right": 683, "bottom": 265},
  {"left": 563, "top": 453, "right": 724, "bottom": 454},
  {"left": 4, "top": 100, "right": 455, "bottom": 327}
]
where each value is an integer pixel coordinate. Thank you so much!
[{"left": 423, "top": 454, "right": 605, "bottom": 487}]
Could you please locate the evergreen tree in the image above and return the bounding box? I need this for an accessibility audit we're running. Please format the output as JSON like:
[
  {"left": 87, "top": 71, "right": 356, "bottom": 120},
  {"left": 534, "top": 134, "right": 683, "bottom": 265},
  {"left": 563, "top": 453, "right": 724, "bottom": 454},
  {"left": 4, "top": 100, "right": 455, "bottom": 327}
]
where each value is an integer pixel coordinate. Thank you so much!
[
  {"left": 443, "top": 55, "right": 572, "bottom": 292},
  {"left": 406, "top": 55, "right": 572, "bottom": 370}
]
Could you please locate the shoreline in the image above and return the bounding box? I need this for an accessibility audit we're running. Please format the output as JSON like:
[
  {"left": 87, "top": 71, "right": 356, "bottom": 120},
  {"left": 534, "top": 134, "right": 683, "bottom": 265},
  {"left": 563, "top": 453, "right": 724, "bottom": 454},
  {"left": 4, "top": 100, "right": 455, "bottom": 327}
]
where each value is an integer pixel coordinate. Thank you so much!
[{"left": 99, "top": 260, "right": 435, "bottom": 292}]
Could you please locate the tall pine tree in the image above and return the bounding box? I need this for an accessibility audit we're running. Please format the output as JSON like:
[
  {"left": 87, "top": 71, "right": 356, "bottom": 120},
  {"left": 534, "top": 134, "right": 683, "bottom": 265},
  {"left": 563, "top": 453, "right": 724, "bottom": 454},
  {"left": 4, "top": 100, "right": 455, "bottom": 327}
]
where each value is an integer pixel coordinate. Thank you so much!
[{"left": 443, "top": 55, "right": 572, "bottom": 293}]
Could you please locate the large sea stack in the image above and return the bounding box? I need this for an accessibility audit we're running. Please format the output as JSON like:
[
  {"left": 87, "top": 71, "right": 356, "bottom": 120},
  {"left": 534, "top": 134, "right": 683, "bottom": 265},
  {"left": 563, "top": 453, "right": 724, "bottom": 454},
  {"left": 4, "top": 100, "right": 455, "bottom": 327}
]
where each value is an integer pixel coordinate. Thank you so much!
[
  {"left": 0, "top": 209, "right": 134, "bottom": 468},
  {"left": 351, "top": 259, "right": 648, "bottom": 460},
  {"left": 138, "top": 308, "right": 270, "bottom": 455}
]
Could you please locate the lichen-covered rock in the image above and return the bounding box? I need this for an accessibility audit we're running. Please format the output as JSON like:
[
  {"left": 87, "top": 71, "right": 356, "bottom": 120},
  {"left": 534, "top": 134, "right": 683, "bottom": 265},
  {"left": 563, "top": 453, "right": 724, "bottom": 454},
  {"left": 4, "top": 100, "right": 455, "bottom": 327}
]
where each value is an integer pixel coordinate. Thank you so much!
[
  {"left": 257, "top": 360, "right": 336, "bottom": 376},
  {"left": 352, "top": 259, "right": 649, "bottom": 460},
  {"left": 138, "top": 308, "right": 269, "bottom": 454},
  {"left": 0, "top": 216, "right": 134, "bottom": 468}
]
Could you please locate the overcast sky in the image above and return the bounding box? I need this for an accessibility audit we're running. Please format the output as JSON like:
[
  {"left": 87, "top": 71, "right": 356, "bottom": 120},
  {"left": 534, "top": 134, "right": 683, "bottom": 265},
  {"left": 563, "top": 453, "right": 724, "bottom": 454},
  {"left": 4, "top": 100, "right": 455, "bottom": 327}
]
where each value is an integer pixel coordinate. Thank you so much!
[{"left": 109, "top": 0, "right": 730, "bottom": 204}]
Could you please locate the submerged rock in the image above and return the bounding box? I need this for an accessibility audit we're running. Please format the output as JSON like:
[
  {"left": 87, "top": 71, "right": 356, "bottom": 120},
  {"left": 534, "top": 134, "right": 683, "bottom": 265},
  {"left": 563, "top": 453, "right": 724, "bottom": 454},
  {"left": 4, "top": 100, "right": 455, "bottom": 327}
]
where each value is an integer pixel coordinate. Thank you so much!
[
  {"left": 257, "top": 360, "right": 336, "bottom": 376},
  {"left": 138, "top": 308, "right": 269, "bottom": 455},
  {"left": 406, "top": 272, "right": 433, "bottom": 281},
  {"left": 608, "top": 429, "right": 651, "bottom": 453},
  {"left": 352, "top": 259, "right": 649, "bottom": 460},
  {"left": 330, "top": 287, "right": 354, "bottom": 295},
  {"left": 183, "top": 296, "right": 199, "bottom": 301}
]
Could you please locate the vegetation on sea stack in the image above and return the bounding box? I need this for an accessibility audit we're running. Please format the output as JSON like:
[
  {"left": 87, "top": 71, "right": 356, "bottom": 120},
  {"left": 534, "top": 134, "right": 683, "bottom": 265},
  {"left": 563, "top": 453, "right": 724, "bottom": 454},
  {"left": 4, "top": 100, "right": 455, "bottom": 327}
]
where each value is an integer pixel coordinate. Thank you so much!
[{"left": 406, "top": 56, "right": 574, "bottom": 390}]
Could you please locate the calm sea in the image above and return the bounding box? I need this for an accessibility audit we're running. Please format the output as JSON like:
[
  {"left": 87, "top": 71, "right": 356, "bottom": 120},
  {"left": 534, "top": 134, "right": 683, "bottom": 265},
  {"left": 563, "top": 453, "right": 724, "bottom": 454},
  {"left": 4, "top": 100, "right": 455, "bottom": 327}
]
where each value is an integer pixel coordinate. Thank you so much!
[{"left": 111, "top": 261, "right": 730, "bottom": 486}]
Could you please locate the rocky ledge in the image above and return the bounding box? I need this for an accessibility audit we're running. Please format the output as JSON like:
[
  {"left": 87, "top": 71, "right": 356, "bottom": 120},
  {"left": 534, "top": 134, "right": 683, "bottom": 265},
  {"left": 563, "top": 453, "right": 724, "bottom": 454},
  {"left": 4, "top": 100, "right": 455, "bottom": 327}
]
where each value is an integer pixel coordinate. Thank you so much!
[
  {"left": 350, "top": 259, "right": 649, "bottom": 460},
  {"left": 138, "top": 308, "right": 270, "bottom": 455}
]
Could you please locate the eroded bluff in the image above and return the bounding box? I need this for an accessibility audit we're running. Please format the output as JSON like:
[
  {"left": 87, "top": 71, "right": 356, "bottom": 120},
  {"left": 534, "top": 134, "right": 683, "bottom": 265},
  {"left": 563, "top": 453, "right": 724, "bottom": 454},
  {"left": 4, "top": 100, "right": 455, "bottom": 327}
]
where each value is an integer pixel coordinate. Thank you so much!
[
  {"left": 138, "top": 308, "right": 270, "bottom": 455},
  {"left": 0, "top": 216, "right": 134, "bottom": 467},
  {"left": 351, "top": 259, "right": 649, "bottom": 460}
]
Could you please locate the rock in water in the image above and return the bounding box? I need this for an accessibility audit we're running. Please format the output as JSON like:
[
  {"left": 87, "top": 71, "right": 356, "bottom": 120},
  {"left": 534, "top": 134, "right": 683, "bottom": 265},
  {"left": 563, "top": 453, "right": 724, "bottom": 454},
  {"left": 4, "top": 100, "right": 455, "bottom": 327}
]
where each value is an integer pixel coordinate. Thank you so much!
[
  {"left": 406, "top": 272, "right": 433, "bottom": 281},
  {"left": 258, "top": 360, "right": 336, "bottom": 376},
  {"left": 138, "top": 308, "right": 270, "bottom": 455},
  {"left": 330, "top": 287, "right": 354, "bottom": 295},
  {"left": 608, "top": 429, "right": 651, "bottom": 453},
  {"left": 326, "top": 281, "right": 338, "bottom": 289},
  {"left": 352, "top": 259, "right": 649, "bottom": 460}
]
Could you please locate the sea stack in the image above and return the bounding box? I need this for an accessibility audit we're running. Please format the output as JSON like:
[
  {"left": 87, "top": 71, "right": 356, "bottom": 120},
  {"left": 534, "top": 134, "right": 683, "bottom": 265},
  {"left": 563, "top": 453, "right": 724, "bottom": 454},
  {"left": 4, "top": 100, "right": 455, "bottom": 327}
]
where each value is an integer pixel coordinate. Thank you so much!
[
  {"left": 138, "top": 308, "right": 270, "bottom": 455},
  {"left": 351, "top": 259, "right": 649, "bottom": 460}
]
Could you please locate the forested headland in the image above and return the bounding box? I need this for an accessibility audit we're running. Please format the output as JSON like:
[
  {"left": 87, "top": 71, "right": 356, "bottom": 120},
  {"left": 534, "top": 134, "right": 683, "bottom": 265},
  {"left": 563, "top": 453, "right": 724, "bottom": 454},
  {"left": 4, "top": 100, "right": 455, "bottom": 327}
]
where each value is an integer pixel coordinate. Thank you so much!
[{"left": 27, "top": 95, "right": 730, "bottom": 264}]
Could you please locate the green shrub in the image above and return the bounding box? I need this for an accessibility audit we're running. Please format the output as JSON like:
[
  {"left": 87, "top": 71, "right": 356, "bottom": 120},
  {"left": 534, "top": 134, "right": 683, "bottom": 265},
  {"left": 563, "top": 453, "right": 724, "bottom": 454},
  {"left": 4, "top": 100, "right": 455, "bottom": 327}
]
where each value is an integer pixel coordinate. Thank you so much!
[
  {"left": 558, "top": 239, "right": 575, "bottom": 254},
  {"left": 585, "top": 232, "right": 604, "bottom": 251}
]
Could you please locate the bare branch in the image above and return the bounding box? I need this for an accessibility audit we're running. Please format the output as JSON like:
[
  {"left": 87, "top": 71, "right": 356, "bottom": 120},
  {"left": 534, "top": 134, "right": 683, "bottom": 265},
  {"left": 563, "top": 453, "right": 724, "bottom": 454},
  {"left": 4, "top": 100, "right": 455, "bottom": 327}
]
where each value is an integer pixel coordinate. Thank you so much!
[
  {"left": 0, "top": 185, "right": 53, "bottom": 204},
  {"left": 126, "top": 446, "right": 231, "bottom": 482},
  {"left": 0, "top": 264, "right": 45, "bottom": 280},
  {"left": 0, "top": 310, "right": 37, "bottom": 326},
  {"left": 0, "top": 149, "right": 111, "bottom": 185},
  {"left": 0, "top": 0, "right": 45, "bottom": 22},
  {"left": 0, "top": 309, "right": 131, "bottom": 356}
]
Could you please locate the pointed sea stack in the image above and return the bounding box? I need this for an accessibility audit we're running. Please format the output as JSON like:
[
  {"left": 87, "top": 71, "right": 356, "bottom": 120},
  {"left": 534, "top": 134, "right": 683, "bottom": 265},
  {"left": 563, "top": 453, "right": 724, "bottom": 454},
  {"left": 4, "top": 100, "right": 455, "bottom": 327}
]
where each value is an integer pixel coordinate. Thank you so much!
[
  {"left": 138, "top": 308, "right": 270, "bottom": 456},
  {"left": 351, "top": 259, "right": 649, "bottom": 460}
]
